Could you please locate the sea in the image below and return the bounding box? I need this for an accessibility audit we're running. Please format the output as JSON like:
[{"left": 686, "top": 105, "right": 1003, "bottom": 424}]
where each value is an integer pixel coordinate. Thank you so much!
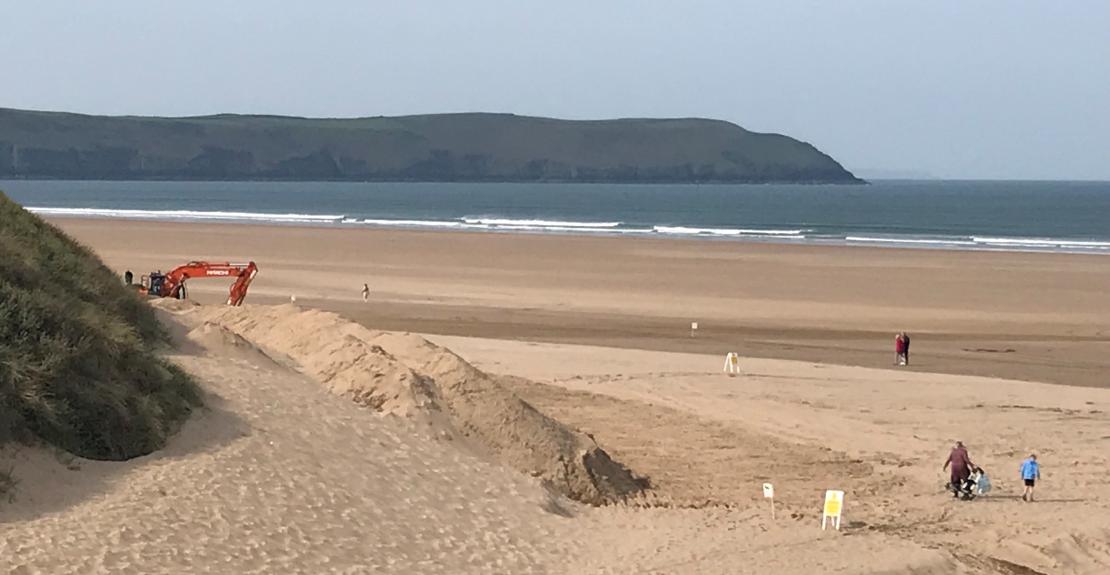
[{"left": 3, "top": 179, "right": 1110, "bottom": 254}]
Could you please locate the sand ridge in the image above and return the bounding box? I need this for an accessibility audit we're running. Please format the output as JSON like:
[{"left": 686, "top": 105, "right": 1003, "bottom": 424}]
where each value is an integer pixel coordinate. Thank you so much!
[{"left": 157, "top": 300, "right": 643, "bottom": 506}]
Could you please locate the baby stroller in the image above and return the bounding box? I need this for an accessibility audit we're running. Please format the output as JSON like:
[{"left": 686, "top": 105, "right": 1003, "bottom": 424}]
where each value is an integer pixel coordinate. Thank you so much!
[{"left": 950, "top": 466, "right": 990, "bottom": 500}]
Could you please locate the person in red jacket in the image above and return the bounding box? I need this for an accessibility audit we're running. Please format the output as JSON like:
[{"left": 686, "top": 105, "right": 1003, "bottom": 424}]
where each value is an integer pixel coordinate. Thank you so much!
[
  {"left": 895, "top": 333, "right": 906, "bottom": 365},
  {"left": 944, "top": 441, "right": 976, "bottom": 499}
]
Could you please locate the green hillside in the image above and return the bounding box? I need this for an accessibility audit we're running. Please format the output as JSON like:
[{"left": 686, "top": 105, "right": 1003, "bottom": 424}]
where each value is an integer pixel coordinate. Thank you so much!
[
  {"left": 0, "top": 191, "right": 201, "bottom": 460},
  {"left": 0, "top": 108, "right": 860, "bottom": 183}
]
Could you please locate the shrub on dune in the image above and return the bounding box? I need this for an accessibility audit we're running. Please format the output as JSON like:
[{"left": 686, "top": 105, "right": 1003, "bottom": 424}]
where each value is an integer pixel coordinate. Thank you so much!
[{"left": 0, "top": 191, "right": 201, "bottom": 460}]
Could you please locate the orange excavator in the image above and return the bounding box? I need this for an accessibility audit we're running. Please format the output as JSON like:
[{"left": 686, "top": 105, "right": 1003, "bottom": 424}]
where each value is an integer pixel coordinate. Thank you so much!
[{"left": 140, "top": 261, "right": 259, "bottom": 306}]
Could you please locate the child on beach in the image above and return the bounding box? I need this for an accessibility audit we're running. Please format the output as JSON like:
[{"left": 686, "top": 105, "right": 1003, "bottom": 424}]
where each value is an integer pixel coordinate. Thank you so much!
[
  {"left": 1020, "top": 454, "right": 1040, "bottom": 502},
  {"left": 895, "top": 333, "right": 906, "bottom": 365},
  {"left": 362, "top": 283, "right": 370, "bottom": 302}
]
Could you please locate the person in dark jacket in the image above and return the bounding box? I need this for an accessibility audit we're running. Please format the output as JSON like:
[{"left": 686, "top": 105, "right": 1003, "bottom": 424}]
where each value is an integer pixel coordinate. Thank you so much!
[
  {"left": 902, "top": 332, "right": 911, "bottom": 365},
  {"left": 943, "top": 441, "right": 975, "bottom": 498}
]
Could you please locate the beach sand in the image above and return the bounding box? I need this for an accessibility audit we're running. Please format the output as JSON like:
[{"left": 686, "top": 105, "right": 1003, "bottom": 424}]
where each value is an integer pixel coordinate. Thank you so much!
[{"left": 2, "top": 218, "right": 1109, "bottom": 573}]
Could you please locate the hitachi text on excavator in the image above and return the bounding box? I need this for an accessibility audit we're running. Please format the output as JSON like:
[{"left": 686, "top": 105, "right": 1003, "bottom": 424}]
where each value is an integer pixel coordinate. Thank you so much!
[{"left": 137, "top": 261, "right": 259, "bottom": 306}]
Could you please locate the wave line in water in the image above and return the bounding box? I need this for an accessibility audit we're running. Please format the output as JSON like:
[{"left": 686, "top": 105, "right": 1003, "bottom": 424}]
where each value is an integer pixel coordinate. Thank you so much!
[
  {"left": 846, "top": 236, "right": 976, "bottom": 246},
  {"left": 653, "top": 225, "right": 807, "bottom": 237},
  {"left": 355, "top": 218, "right": 470, "bottom": 229},
  {"left": 971, "top": 236, "right": 1110, "bottom": 249},
  {"left": 462, "top": 217, "right": 623, "bottom": 228},
  {"left": 27, "top": 207, "right": 347, "bottom": 223},
  {"left": 493, "top": 224, "right": 653, "bottom": 234}
]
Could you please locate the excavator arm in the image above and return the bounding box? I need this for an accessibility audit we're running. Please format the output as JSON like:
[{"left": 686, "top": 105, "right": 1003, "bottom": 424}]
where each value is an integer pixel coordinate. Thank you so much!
[{"left": 155, "top": 261, "right": 259, "bottom": 306}]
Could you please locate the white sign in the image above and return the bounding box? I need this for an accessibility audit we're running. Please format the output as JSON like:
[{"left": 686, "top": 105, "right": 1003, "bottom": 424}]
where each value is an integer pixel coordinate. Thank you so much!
[
  {"left": 821, "top": 490, "right": 845, "bottom": 531},
  {"left": 723, "top": 352, "right": 742, "bottom": 375},
  {"left": 763, "top": 483, "right": 776, "bottom": 519},
  {"left": 691, "top": 322, "right": 698, "bottom": 330}
]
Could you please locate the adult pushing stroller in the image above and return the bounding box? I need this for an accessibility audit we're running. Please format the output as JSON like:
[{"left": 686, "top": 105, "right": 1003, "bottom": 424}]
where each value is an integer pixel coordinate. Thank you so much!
[{"left": 950, "top": 466, "right": 990, "bottom": 500}]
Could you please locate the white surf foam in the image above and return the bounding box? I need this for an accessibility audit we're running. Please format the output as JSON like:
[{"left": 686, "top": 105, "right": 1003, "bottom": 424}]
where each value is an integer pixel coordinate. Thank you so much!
[
  {"left": 492, "top": 224, "right": 653, "bottom": 234},
  {"left": 846, "top": 236, "right": 976, "bottom": 246},
  {"left": 971, "top": 236, "right": 1110, "bottom": 249},
  {"left": 354, "top": 218, "right": 471, "bottom": 229},
  {"left": 653, "top": 226, "right": 807, "bottom": 237},
  {"left": 462, "top": 218, "right": 623, "bottom": 228},
  {"left": 27, "top": 207, "right": 346, "bottom": 223}
]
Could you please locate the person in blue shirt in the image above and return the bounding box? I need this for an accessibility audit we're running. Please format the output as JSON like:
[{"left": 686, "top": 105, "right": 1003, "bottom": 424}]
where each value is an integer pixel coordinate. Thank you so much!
[{"left": 1020, "top": 454, "right": 1041, "bottom": 502}]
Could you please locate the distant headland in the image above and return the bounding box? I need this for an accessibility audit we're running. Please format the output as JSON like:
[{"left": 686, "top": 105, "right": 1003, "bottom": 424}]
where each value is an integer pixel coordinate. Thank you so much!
[{"left": 0, "top": 107, "right": 861, "bottom": 184}]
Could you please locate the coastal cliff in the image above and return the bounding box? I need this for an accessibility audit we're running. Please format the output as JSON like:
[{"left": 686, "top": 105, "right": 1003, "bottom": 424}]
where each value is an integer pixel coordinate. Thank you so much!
[{"left": 0, "top": 108, "right": 860, "bottom": 183}]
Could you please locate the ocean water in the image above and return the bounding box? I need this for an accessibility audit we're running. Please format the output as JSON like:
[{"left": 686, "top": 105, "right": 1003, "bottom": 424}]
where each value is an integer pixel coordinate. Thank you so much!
[{"left": 3, "top": 179, "right": 1110, "bottom": 254}]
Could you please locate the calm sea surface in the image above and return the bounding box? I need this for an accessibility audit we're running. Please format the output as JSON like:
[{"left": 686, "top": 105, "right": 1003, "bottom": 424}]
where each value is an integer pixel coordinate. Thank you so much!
[{"left": 4, "top": 179, "right": 1110, "bottom": 253}]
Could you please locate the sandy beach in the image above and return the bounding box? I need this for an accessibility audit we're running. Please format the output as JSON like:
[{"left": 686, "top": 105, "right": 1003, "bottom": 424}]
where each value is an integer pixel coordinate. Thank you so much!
[
  {"left": 3, "top": 218, "right": 1109, "bottom": 574},
  {"left": 54, "top": 218, "right": 1110, "bottom": 388}
]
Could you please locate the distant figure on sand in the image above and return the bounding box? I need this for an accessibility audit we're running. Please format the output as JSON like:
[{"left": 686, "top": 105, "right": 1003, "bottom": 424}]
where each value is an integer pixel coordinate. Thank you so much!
[
  {"left": 943, "top": 441, "right": 975, "bottom": 499},
  {"left": 362, "top": 283, "right": 370, "bottom": 302},
  {"left": 1020, "top": 454, "right": 1041, "bottom": 502},
  {"left": 902, "top": 332, "right": 911, "bottom": 365},
  {"left": 895, "top": 333, "right": 906, "bottom": 365}
]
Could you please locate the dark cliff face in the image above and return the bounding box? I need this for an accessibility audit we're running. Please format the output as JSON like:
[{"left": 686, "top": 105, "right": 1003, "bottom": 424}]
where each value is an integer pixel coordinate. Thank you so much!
[{"left": 0, "top": 109, "right": 861, "bottom": 183}]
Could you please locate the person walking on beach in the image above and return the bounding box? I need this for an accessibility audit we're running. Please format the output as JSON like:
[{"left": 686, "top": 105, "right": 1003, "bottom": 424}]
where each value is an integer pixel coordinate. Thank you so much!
[
  {"left": 361, "top": 283, "right": 370, "bottom": 303},
  {"left": 943, "top": 441, "right": 975, "bottom": 498},
  {"left": 902, "top": 332, "right": 911, "bottom": 366},
  {"left": 1020, "top": 454, "right": 1041, "bottom": 502},
  {"left": 895, "top": 333, "right": 906, "bottom": 366}
]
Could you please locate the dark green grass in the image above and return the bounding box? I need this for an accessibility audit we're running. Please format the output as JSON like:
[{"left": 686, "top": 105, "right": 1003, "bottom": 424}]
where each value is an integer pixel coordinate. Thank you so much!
[{"left": 0, "top": 191, "right": 201, "bottom": 460}]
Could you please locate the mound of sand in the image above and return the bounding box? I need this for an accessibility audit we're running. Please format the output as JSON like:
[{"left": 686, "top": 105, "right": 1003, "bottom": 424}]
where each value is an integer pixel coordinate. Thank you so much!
[
  {"left": 154, "top": 301, "right": 642, "bottom": 504},
  {"left": 186, "top": 322, "right": 283, "bottom": 366}
]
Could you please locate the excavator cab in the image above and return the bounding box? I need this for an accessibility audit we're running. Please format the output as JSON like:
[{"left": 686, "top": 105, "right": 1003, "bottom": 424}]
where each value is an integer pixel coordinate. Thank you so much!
[{"left": 145, "top": 273, "right": 165, "bottom": 297}]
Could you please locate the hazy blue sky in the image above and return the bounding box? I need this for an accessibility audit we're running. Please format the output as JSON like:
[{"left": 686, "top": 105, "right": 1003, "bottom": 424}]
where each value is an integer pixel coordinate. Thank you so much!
[{"left": 3, "top": 1, "right": 1108, "bottom": 179}]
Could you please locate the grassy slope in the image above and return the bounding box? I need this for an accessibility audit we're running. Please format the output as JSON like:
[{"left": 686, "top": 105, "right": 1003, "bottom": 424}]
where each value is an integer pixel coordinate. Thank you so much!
[
  {"left": 0, "top": 108, "right": 860, "bottom": 183},
  {"left": 0, "top": 191, "right": 201, "bottom": 460}
]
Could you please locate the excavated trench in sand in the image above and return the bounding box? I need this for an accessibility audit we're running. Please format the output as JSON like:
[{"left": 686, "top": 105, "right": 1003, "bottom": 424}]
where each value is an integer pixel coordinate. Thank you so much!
[{"left": 154, "top": 300, "right": 644, "bottom": 505}]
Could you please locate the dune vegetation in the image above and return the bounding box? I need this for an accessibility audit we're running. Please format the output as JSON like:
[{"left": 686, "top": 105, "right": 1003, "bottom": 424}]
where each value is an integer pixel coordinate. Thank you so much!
[{"left": 0, "top": 191, "right": 201, "bottom": 460}]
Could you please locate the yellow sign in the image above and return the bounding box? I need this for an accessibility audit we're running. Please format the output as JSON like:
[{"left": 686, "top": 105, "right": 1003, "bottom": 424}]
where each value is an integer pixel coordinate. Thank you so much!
[
  {"left": 822, "top": 490, "right": 845, "bottom": 530},
  {"left": 723, "top": 352, "right": 742, "bottom": 375},
  {"left": 824, "top": 496, "right": 841, "bottom": 516}
]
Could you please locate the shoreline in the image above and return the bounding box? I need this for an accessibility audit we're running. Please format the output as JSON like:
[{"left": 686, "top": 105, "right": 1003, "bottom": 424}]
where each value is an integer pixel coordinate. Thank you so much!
[
  {"left": 31, "top": 212, "right": 1110, "bottom": 256},
  {"left": 50, "top": 216, "right": 1110, "bottom": 389}
]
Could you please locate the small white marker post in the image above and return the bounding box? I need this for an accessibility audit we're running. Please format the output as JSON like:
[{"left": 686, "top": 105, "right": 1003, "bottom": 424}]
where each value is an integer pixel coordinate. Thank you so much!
[
  {"left": 763, "top": 482, "right": 776, "bottom": 520},
  {"left": 690, "top": 321, "right": 698, "bottom": 338},
  {"left": 821, "top": 490, "right": 845, "bottom": 531},
  {"left": 723, "top": 352, "right": 742, "bottom": 376}
]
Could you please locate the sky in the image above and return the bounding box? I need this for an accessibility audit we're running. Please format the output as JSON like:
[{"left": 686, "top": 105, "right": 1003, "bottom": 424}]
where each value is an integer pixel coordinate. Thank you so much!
[{"left": 2, "top": 1, "right": 1108, "bottom": 180}]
